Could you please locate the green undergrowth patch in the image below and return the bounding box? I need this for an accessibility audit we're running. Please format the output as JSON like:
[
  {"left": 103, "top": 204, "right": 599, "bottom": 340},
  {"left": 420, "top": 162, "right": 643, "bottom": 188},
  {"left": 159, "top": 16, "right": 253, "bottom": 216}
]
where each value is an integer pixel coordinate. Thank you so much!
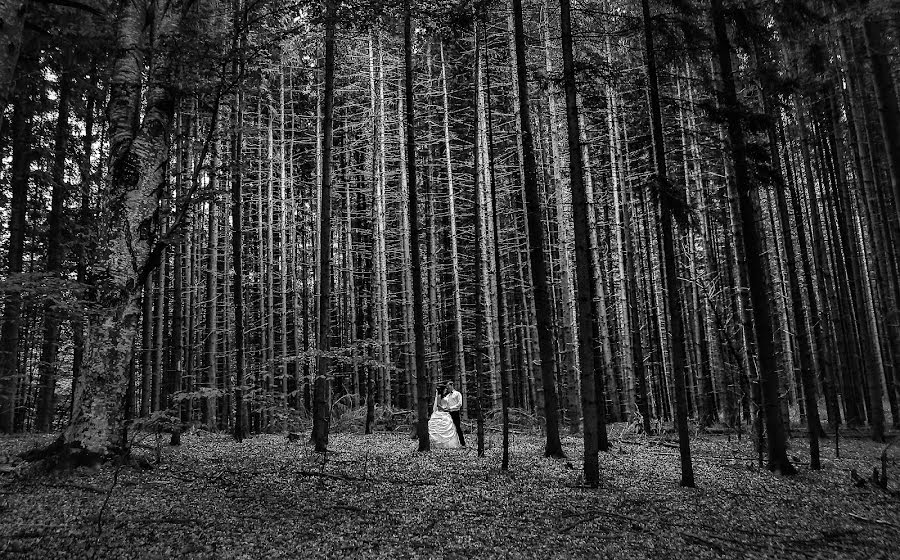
[{"left": 1, "top": 428, "right": 898, "bottom": 559}]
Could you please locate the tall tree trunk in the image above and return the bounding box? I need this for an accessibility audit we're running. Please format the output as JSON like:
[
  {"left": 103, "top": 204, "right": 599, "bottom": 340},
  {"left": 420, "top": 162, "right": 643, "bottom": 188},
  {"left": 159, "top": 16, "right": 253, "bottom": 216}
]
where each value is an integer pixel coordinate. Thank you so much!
[
  {"left": 862, "top": 18, "right": 900, "bottom": 434},
  {"left": 398, "top": 76, "right": 416, "bottom": 409},
  {"left": 371, "top": 41, "right": 387, "bottom": 410},
  {"left": 227, "top": 11, "right": 246, "bottom": 433},
  {"left": 583, "top": 110, "right": 615, "bottom": 441},
  {"left": 640, "top": 0, "right": 694, "bottom": 486},
  {"left": 710, "top": 0, "right": 794, "bottom": 475},
  {"left": 479, "top": 27, "right": 511, "bottom": 466},
  {"left": 559, "top": 0, "right": 600, "bottom": 485},
  {"left": 717, "top": 121, "right": 753, "bottom": 432},
  {"left": 367, "top": 28, "right": 385, "bottom": 427},
  {"left": 312, "top": 1, "right": 336, "bottom": 452},
  {"left": 505, "top": 9, "right": 544, "bottom": 418},
  {"left": 231, "top": 38, "right": 247, "bottom": 440},
  {"left": 35, "top": 62, "right": 71, "bottom": 431},
  {"left": 541, "top": 3, "right": 579, "bottom": 432},
  {"left": 793, "top": 95, "right": 839, "bottom": 434},
  {"left": 204, "top": 169, "right": 218, "bottom": 429},
  {"left": 0, "top": 96, "right": 32, "bottom": 433},
  {"left": 221, "top": 194, "right": 232, "bottom": 430},
  {"left": 863, "top": 19, "right": 900, "bottom": 231},
  {"left": 405, "top": 0, "right": 430, "bottom": 452},
  {"left": 423, "top": 69, "right": 440, "bottom": 390},
  {"left": 578, "top": 109, "right": 619, "bottom": 436},
  {"left": 168, "top": 111, "right": 187, "bottom": 438},
  {"left": 478, "top": 85, "right": 500, "bottom": 407},
  {"left": 72, "top": 68, "right": 97, "bottom": 420},
  {"left": 825, "top": 86, "right": 885, "bottom": 441},
  {"left": 265, "top": 97, "right": 276, "bottom": 429},
  {"left": 677, "top": 70, "right": 716, "bottom": 427},
  {"left": 287, "top": 69, "right": 302, "bottom": 413},
  {"left": 510, "top": 0, "right": 565, "bottom": 458},
  {"left": 622, "top": 133, "right": 651, "bottom": 433},
  {"left": 606, "top": 75, "right": 633, "bottom": 418},
  {"left": 253, "top": 103, "right": 266, "bottom": 432},
  {"left": 279, "top": 74, "right": 290, "bottom": 420},
  {"left": 687, "top": 65, "right": 727, "bottom": 426},
  {"left": 766, "top": 95, "right": 821, "bottom": 469},
  {"left": 439, "top": 41, "right": 467, "bottom": 407},
  {"left": 375, "top": 67, "right": 390, "bottom": 411},
  {"left": 844, "top": 31, "right": 900, "bottom": 429},
  {"left": 473, "top": 24, "right": 486, "bottom": 457}
]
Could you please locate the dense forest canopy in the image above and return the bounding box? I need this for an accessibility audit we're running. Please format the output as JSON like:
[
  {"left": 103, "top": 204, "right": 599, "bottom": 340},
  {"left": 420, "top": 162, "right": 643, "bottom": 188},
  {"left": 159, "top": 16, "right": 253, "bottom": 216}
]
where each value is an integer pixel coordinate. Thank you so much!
[{"left": 0, "top": 0, "right": 898, "bottom": 486}]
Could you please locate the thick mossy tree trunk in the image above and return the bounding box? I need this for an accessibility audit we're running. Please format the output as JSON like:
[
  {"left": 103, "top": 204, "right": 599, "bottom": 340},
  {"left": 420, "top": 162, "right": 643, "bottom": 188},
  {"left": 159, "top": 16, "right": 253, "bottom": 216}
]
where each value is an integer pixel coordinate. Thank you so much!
[
  {"left": 61, "top": 0, "right": 181, "bottom": 461},
  {"left": 510, "top": 0, "right": 564, "bottom": 459},
  {"left": 710, "top": 0, "right": 794, "bottom": 475}
]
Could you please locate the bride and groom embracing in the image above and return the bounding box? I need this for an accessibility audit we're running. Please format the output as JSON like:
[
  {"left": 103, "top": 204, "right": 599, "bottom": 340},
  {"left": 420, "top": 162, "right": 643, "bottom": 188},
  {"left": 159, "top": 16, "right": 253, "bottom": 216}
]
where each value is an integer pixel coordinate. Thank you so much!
[{"left": 428, "top": 381, "right": 467, "bottom": 449}]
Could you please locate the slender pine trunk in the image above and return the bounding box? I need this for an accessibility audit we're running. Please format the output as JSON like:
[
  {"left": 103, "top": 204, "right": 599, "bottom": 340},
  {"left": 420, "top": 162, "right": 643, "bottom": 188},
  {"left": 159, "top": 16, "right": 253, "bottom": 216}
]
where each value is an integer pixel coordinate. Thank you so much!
[
  {"left": 710, "top": 0, "right": 794, "bottom": 475},
  {"left": 640, "top": 0, "right": 693, "bottom": 486},
  {"left": 204, "top": 166, "right": 219, "bottom": 429},
  {"left": 473, "top": 23, "right": 486, "bottom": 457},
  {"left": 231, "top": 0, "right": 247, "bottom": 441},
  {"left": 0, "top": 96, "right": 32, "bottom": 433},
  {"left": 34, "top": 63, "right": 71, "bottom": 431},
  {"left": 72, "top": 68, "right": 97, "bottom": 421},
  {"left": 766, "top": 93, "right": 821, "bottom": 469},
  {"left": 511, "top": 0, "right": 565, "bottom": 458},
  {"left": 439, "top": 41, "right": 468, "bottom": 408},
  {"left": 404, "top": 0, "right": 430, "bottom": 453},
  {"left": 312, "top": 1, "right": 337, "bottom": 452},
  {"left": 479, "top": 26, "right": 512, "bottom": 467},
  {"left": 863, "top": 19, "right": 900, "bottom": 230},
  {"left": 558, "top": 0, "right": 601, "bottom": 484}
]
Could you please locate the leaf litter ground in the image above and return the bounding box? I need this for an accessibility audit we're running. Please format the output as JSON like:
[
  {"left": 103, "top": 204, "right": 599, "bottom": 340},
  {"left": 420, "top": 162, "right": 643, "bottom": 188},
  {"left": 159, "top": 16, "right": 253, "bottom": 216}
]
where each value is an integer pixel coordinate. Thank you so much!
[{"left": 2, "top": 426, "right": 898, "bottom": 559}]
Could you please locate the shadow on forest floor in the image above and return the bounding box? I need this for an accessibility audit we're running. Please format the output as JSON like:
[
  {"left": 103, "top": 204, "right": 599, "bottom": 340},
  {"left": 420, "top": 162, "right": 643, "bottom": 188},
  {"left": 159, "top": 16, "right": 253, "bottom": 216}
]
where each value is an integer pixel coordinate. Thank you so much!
[{"left": 1, "top": 426, "right": 899, "bottom": 559}]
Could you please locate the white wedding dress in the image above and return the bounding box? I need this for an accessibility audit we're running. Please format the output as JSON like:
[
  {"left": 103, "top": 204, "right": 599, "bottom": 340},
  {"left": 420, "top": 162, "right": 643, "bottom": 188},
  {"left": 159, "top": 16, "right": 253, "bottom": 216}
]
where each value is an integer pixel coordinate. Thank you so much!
[{"left": 428, "top": 392, "right": 461, "bottom": 449}]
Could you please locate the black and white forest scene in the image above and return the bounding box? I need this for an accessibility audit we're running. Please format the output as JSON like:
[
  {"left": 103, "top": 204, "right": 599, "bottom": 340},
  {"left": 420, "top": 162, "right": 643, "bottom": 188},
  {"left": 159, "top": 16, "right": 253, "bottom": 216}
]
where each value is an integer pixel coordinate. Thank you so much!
[{"left": 1, "top": 0, "right": 899, "bottom": 557}]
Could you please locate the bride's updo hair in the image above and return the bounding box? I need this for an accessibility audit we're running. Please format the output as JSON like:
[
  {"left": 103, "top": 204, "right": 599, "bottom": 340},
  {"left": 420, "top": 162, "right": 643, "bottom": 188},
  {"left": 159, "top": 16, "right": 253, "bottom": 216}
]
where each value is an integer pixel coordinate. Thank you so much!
[{"left": 436, "top": 383, "right": 446, "bottom": 395}]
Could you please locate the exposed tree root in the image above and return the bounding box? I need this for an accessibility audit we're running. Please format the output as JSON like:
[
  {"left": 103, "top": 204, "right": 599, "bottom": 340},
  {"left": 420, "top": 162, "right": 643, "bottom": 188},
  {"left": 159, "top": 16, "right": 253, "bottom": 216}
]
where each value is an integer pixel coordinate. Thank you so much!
[{"left": 19, "top": 436, "right": 151, "bottom": 471}]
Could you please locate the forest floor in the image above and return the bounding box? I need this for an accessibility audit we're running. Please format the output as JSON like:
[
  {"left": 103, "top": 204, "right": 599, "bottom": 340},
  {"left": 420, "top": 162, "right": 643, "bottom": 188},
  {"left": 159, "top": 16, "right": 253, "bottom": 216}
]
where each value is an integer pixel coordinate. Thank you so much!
[{"left": 2, "top": 424, "right": 899, "bottom": 559}]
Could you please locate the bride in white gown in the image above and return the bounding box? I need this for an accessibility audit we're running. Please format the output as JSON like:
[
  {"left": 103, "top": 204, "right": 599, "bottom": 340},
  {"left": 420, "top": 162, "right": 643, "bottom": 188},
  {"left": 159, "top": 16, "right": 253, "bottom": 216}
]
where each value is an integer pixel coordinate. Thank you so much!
[{"left": 428, "top": 387, "right": 461, "bottom": 449}]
